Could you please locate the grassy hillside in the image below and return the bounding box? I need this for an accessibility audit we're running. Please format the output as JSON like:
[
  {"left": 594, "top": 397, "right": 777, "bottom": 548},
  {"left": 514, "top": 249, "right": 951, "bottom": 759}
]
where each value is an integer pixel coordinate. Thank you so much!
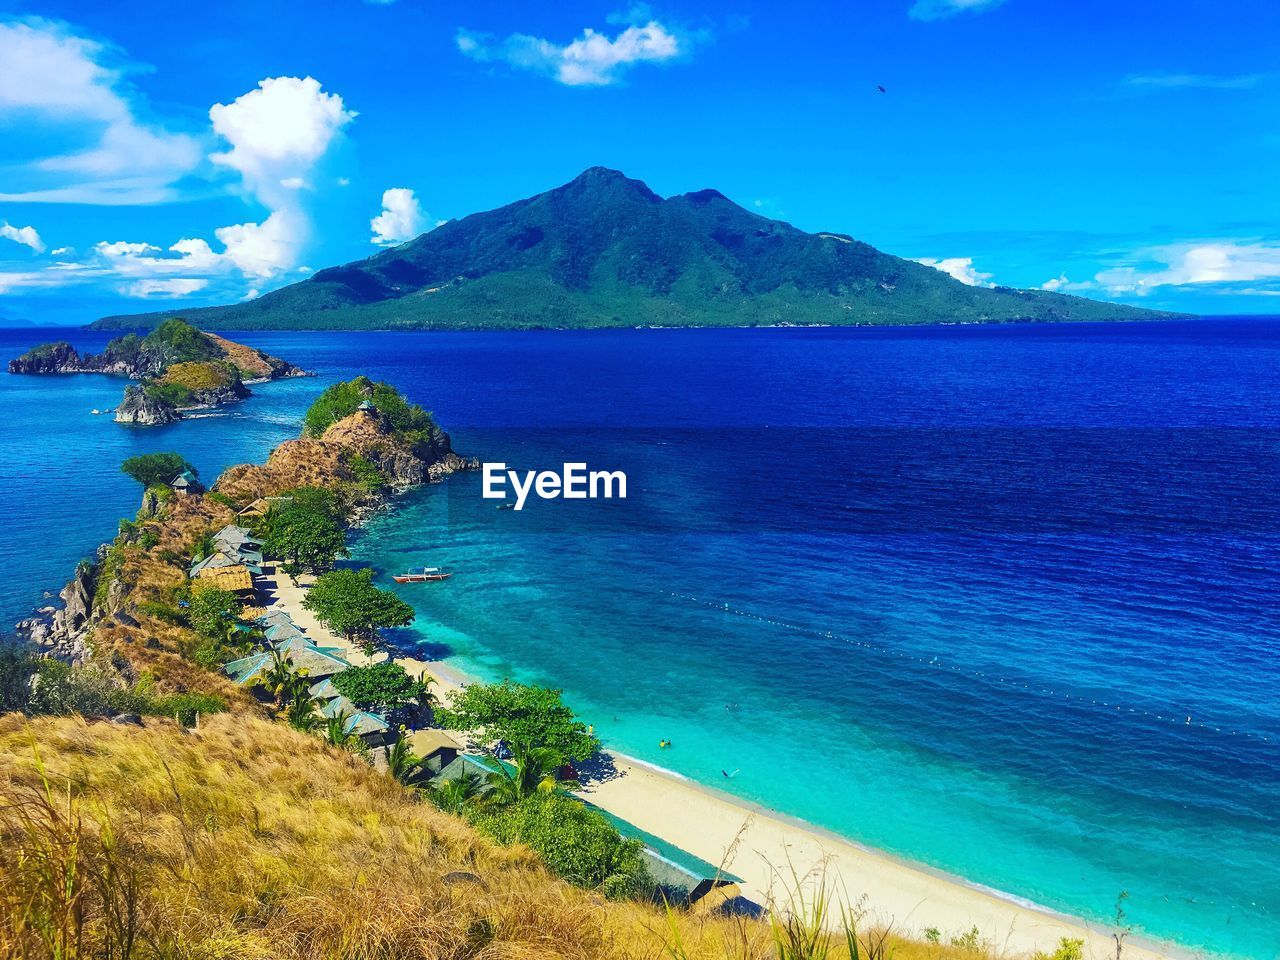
[
  {"left": 0, "top": 711, "right": 1050, "bottom": 960},
  {"left": 93, "top": 168, "right": 1182, "bottom": 332}
]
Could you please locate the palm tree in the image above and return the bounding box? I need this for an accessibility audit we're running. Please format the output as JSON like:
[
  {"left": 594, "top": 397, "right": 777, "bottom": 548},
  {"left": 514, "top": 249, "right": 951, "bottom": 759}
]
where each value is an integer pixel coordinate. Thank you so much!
[
  {"left": 415, "top": 675, "right": 437, "bottom": 711},
  {"left": 485, "top": 744, "right": 566, "bottom": 805},
  {"left": 323, "top": 708, "right": 352, "bottom": 747},
  {"left": 285, "top": 692, "right": 323, "bottom": 733},
  {"left": 430, "top": 772, "right": 483, "bottom": 814},
  {"left": 257, "top": 647, "right": 298, "bottom": 708},
  {"left": 385, "top": 730, "right": 427, "bottom": 786}
]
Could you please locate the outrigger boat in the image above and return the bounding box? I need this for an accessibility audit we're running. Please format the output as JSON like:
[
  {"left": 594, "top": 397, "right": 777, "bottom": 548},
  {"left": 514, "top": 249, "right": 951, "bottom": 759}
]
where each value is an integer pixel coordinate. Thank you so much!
[{"left": 393, "top": 566, "right": 453, "bottom": 583}]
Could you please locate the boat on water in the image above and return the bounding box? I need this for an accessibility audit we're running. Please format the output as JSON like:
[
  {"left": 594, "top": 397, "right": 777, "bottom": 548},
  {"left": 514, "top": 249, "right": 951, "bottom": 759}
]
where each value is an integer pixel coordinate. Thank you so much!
[
  {"left": 495, "top": 502, "right": 515, "bottom": 510},
  {"left": 393, "top": 567, "right": 453, "bottom": 583}
]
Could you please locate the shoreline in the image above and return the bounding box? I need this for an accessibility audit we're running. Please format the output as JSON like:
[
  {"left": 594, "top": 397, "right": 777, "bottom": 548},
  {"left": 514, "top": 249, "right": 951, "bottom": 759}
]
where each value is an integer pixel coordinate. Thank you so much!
[{"left": 263, "top": 571, "right": 1187, "bottom": 960}]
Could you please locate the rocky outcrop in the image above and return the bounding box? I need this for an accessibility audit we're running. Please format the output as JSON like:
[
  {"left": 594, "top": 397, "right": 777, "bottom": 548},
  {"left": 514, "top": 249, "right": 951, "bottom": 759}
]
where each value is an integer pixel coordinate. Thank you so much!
[
  {"left": 9, "top": 320, "right": 309, "bottom": 427},
  {"left": 7, "top": 341, "right": 86, "bottom": 374},
  {"left": 16, "top": 559, "right": 99, "bottom": 664},
  {"left": 115, "top": 385, "right": 181, "bottom": 425}
]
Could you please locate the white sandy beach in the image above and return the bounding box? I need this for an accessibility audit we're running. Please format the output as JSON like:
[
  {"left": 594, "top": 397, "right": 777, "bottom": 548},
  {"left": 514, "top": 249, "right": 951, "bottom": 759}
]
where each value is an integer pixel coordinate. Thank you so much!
[{"left": 263, "top": 570, "right": 1181, "bottom": 960}]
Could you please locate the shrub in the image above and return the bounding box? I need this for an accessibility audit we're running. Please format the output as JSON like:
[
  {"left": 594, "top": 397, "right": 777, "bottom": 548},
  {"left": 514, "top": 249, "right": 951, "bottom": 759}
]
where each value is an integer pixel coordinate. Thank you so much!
[
  {"left": 142, "top": 380, "right": 194, "bottom": 406},
  {"left": 467, "top": 792, "right": 650, "bottom": 898},
  {"left": 346, "top": 453, "right": 387, "bottom": 492},
  {"left": 1034, "top": 939, "right": 1085, "bottom": 960}
]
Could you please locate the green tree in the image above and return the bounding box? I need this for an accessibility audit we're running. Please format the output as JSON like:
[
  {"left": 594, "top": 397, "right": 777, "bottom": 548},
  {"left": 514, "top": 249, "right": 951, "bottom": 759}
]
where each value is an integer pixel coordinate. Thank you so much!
[
  {"left": 329, "top": 661, "right": 427, "bottom": 713},
  {"left": 435, "top": 680, "right": 599, "bottom": 762},
  {"left": 185, "top": 586, "right": 242, "bottom": 639},
  {"left": 302, "top": 568, "right": 415, "bottom": 646},
  {"left": 121, "top": 452, "right": 194, "bottom": 489},
  {"left": 264, "top": 506, "right": 348, "bottom": 575},
  {"left": 468, "top": 792, "right": 650, "bottom": 899}
]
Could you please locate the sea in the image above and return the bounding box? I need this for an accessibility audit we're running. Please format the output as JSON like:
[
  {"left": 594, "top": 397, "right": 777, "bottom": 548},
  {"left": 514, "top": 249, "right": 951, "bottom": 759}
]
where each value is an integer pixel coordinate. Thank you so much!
[{"left": 1, "top": 319, "right": 1277, "bottom": 958}]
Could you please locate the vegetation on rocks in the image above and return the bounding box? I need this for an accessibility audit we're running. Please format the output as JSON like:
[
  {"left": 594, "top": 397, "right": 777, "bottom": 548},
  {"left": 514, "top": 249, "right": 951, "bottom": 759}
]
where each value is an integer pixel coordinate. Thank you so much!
[{"left": 8, "top": 318, "right": 303, "bottom": 426}]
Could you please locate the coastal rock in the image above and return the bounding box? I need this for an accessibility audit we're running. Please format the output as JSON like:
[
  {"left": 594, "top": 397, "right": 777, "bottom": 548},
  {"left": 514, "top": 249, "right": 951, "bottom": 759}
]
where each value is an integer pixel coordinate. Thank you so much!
[
  {"left": 428, "top": 451, "right": 480, "bottom": 482},
  {"left": 51, "top": 561, "right": 96, "bottom": 639},
  {"left": 115, "top": 385, "right": 180, "bottom": 425},
  {"left": 7, "top": 341, "right": 84, "bottom": 374}
]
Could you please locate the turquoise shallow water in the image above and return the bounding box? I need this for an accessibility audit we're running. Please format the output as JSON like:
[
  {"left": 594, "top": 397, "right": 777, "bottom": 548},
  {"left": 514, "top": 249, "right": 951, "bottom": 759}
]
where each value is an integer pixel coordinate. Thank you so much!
[{"left": 2, "top": 321, "right": 1278, "bottom": 958}]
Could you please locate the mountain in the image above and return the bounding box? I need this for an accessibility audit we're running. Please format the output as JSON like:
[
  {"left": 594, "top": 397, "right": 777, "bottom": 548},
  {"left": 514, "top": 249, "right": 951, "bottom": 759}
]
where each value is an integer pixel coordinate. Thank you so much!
[{"left": 93, "top": 168, "right": 1180, "bottom": 331}]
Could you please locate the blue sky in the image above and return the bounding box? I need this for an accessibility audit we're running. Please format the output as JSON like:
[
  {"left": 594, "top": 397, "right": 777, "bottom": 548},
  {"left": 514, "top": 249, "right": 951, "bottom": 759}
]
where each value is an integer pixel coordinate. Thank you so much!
[{"left": 0, "top": 0, "right": 1277, "bottom": 324}]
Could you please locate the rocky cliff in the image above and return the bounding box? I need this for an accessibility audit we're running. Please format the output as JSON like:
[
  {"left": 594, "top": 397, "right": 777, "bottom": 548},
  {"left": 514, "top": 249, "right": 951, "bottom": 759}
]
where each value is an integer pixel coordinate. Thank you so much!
[{"left": 114, "top": 384, "right": 182, "bottom": 425}]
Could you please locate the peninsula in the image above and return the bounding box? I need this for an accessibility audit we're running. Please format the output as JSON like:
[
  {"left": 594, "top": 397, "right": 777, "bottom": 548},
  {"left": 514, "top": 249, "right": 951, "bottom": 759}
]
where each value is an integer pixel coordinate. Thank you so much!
[
  {"left": 92, "top": 168, "right": 1182, "bottom": 333},
  {"left": 7, "top": 318, "right": 307, "bottom": 424},
  {"left": 0, "top": 375, "right": 1183, "bottom": 960}
]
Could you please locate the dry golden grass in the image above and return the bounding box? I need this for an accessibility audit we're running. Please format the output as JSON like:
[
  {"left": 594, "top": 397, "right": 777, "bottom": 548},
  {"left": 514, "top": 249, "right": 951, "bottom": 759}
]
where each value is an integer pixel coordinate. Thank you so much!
[
  {"left": 159, "top": 361, "right": 234, "bottom": 391},
  {"left": 206, "top": 333, "right": 278, "bottom": 380},
  {"left": 0, "top": 713, "right": 1012, "bottom": 960}
]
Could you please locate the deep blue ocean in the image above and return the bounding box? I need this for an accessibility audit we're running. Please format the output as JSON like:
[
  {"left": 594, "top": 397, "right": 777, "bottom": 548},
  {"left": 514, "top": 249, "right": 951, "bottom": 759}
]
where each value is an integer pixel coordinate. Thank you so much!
[{"left": 1, "top": 319, "right": 1277, "bottom": 958}]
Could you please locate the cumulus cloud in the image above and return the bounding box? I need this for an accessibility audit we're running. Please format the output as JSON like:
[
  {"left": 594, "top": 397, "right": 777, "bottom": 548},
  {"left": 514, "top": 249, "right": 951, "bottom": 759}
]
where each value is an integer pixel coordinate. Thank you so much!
[
  {"left": 0, "top": 20, "right": 200, "bottom": 204},
  {"left": 210, "top": 77, "right": 355, "bottom": 201},
  {"left": 913, "top": 256, "right": 996, "bottom": 287},
  {"left": 1124, "top": 72, "right": 1265, "bottom": 90},
  {"left": 205, "top": 76, "right": 356, "bottom": 280},
  {"left": 0, "top": 222, "right": 45, "bottom": 253},
  {"left": 371, "top": 188, "right": 426, "bottom": 246},
  {"left": 1092, "top": 241, "right": 1280, "bottom": 296},
  {"left": 458, "top": 19, "right": 681, "bottom": 86},
  {"left": 908, "top": 0, "right": 1006, "bottom": 21}
]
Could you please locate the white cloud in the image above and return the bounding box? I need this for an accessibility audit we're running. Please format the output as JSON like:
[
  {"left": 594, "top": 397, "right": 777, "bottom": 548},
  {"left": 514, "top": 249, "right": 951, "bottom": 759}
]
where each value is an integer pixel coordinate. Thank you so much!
[
  {"left": 909, "top": 0, "right": 1006, "bottom": 21},
  {"left": 371, "top": 187, "right": 426, "bottom": 246},
  {"left": 0, "top": 222, "right": 45, "bottom": 253},
  {"left": 214, "top": 209, "right": 308, "bottom": 279},
  {"left": 50, "top": 246, "right": 72, "bottom": 256},
  {"left": 913, "top": 256, "right": 996, "bottom": 287},
  {"left": 206, "top": 76, "right": 355, "bottom": 280},
  {"left": 458, "top": 20, "right": 681, "bottom": 86},
  {"left": 210, "top": 77, "right": 355, "bottom": 201},
  {"left": 123, "top": 278, "right": 208, "bottom": 298},
  {"left": 1124, "top": 73, "right": 1265, "bottom": 90},
  {"left": 1092, "top": 241, "right": 1280, "bottom": 296},
  {"left": 0, "top": 20, "right": 200, "bottom": 204}
]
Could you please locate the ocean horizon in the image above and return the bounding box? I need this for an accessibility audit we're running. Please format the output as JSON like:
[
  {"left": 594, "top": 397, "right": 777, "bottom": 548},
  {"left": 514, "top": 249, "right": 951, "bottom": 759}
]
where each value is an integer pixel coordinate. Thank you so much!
[{"left": 2, "top": 319, "right": 1278, "bottom": 958}]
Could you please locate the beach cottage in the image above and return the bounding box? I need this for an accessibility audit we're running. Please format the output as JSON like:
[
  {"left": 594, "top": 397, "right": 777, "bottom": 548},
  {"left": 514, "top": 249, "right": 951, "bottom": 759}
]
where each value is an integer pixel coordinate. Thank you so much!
[{"left": 171, "top": 469, "right": 203, "bottom": 496}]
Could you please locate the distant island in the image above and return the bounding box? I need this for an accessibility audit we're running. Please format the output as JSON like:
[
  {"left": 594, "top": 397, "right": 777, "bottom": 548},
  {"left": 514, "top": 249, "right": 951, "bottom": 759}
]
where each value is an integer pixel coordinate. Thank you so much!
[
  {"left": 8, "top": 318, "right": 308, "bottom": 424},
  {"left": 92, "top": 167, "right": 1182, "bottom": 332}
]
